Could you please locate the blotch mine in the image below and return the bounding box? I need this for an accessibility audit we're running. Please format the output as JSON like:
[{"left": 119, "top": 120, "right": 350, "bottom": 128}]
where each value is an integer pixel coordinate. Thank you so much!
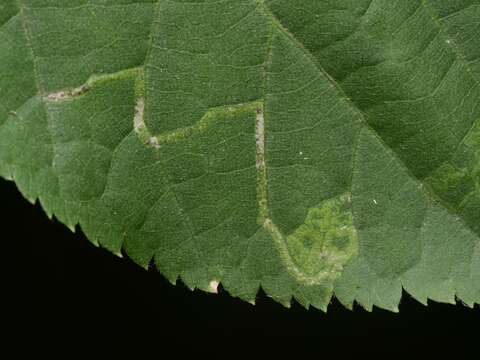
[{"left": 286, "top": 193, "right": 358, "bottom": 279}]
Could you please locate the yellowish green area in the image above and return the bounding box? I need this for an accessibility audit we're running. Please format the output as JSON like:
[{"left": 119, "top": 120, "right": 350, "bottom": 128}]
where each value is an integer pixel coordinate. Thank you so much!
[
  {"left": 426, "top": 164, "right": 474, "bottom": 208},
  {"left": 134, "top": 68, "right": 146, "bottom": 98},
  {"left": 152, "top": 101, "right": 261, "bottom": 145},
  {"left": 465, "top": 121, "right": 480, "bottom": 188},
  {"left": 87, "top": 67, "right": 143, "bottom": 90},
  {"left": 426, "top": 120, "right": 480, "bottom": 209},
  {"left": 286, "top": 193, "right": 358, "bottom": 279}
]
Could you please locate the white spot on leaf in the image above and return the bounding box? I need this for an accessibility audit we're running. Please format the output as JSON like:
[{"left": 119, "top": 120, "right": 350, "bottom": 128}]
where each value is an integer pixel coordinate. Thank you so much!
[
  {"left": 208, "top": 280, "right": 219, "bottom": 294},
  {"left": 134, "top": 97, "right": 145, "bottom": 132}
]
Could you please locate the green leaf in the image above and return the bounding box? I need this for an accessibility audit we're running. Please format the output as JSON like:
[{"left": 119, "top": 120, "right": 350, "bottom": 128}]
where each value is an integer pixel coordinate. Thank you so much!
[{"left": 1, "top": 0, "right": 479, "bottom": 312}]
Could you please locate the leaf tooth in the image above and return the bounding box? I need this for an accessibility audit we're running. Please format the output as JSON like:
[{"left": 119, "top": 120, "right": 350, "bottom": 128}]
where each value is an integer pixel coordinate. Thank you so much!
[{"left": 207, "top": 280, "right": 220, "bottom": 294}]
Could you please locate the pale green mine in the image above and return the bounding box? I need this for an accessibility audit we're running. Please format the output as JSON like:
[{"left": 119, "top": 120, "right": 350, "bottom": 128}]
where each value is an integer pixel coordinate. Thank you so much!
[
  {"left": 286, "top": 194, "right": 358, "bottom": 280},
  {"left": 0, "top": 0, "right": 479, "bottom": 312}
]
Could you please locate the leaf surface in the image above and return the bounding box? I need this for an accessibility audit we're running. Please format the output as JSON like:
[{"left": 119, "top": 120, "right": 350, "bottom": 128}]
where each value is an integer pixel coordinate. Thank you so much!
[{"left": 1, "top": 0, "right": 479, "bottom": 311}]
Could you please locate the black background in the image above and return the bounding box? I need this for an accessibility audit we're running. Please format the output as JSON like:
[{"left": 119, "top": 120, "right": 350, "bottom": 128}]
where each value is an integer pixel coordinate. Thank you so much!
[{"left": 3, "top": 177, "right": 478, "bottom": 342}]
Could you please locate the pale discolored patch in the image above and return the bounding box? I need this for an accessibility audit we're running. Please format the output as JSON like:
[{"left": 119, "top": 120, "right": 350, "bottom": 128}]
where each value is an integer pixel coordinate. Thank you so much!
[
  {"left": 46, "top": 85, "right": 88, "bottom": 102},
  {"left": 133, "top": 97, "right": 145, "bottom": 132},
  {"left": 425, "top": 121, "right": 480, "bottom": 210},
  {"left": 208, "top": 280, "right": 220, "bottom": 294},
  {"left": 286, "top": 193, "right": 358, "bottom": 279}
]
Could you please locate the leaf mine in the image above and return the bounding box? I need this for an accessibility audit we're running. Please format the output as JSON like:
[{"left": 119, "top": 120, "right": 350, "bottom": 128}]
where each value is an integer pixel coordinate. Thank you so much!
[{"left": 1, "top": 0, "right": 479, "bottom": 311}]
